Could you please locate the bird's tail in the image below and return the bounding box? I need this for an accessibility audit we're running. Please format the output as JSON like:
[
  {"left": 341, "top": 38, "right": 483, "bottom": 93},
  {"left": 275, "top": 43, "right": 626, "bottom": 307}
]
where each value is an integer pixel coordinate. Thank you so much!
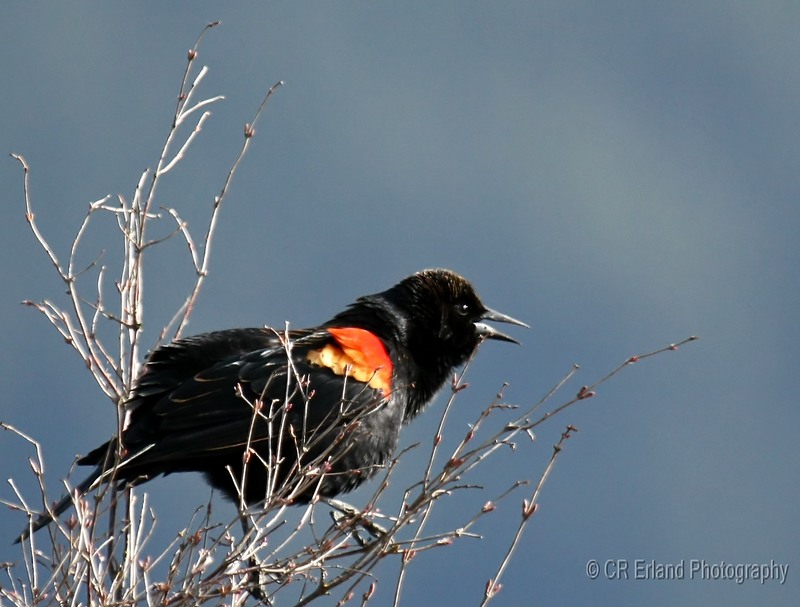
[{"left": 15, "top": 467, "right": 102, "bottom": 544}]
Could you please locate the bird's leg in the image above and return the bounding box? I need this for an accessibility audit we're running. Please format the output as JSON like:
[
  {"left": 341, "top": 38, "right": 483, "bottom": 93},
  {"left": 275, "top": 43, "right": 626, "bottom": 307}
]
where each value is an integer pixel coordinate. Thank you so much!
[
  {"left": 239, "top": 511, "right": 251, "bottom": 538},
  {"left": 238, "top": 509, "right": 268, "bottom": 602},
  {"left": 324, "top": 497, "right": 388, "bottom": 546}
]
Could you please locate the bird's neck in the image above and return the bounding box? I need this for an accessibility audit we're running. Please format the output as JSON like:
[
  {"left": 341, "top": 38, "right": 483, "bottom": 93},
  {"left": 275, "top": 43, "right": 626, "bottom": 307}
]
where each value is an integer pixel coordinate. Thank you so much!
[{"left": 324, "top": 298, "right": 452, "bottom": 421}]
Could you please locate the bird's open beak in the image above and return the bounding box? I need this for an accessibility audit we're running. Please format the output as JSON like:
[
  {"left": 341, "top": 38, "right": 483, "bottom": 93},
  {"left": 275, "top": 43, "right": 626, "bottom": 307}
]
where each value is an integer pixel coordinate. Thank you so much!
[{"left": 474, "top": 307, "right": 529, "bottom": 344}]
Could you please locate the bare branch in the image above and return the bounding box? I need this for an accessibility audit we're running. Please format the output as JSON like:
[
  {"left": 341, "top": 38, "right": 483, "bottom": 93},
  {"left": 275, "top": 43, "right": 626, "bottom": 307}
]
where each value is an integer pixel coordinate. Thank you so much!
[
  {"left": 4, "top": 20, "right": 698, "bottom": 607},
  {"left": 11, "top": 154, "right": 67, "bottom": 280},
  {"left": 168, "top": 79, "right": 284, "bottom": 340},
  {"left": 480, "top": 425, "right": 575, "bottom": 606},
  {"left": 158, "top": 109, "right": 218, "bottom": 176}
]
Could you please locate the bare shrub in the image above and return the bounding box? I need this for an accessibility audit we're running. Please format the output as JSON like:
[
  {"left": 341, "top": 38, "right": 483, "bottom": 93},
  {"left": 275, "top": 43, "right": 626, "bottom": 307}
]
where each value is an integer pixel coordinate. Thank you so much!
[{"left": 1, "top": 23, "right": 696, "bottom": 607}]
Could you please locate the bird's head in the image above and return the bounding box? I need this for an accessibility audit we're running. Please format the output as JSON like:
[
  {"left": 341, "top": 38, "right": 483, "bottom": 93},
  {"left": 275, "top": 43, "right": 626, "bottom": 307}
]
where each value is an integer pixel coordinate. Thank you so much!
[
  {"left": 325, "top": 268, "right": 528, "bottom": 418},
  {"left": 385, "top": 269, "right": 527, "bottom": 367}
]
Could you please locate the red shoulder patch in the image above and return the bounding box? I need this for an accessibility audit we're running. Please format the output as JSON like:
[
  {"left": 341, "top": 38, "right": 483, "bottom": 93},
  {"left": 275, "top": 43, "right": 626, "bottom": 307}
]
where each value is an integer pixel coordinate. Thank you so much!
[
  {"left": 327, "top": 328, "right": 392, "bottom": 372},
  {"left": 305, "top": 327, "right": 393, "bottom": 396}
]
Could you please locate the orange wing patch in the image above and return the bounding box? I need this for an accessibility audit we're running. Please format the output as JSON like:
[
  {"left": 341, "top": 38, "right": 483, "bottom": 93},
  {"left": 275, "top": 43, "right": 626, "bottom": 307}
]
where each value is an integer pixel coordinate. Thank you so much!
[{"left": 306, "top": 327, "right": 393, "bottom": 396}]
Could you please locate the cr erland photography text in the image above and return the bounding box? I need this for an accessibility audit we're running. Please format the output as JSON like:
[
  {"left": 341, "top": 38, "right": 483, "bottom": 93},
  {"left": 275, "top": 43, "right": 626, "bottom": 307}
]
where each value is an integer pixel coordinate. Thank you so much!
[{"left": 585, "top": 558, "right": 788, "bottom": 585}]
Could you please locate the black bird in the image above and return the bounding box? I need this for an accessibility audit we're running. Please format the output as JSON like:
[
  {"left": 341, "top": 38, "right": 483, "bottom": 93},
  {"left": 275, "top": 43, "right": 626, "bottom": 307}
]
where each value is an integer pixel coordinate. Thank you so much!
[{"left": 19, "top": 269, "right": 526, "bottom": 541}]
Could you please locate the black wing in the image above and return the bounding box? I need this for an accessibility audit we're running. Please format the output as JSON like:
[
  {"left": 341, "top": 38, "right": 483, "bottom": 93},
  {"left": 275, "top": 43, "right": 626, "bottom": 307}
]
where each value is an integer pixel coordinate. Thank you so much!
[
  {"left": 79, "top": 327, "right": 286, "bottom": 468},
  {"left": 83, "top": 327, "right": 402, "bottom": 505},
  {"left": 129, "top": 328, "right": 284, "bottom": 402}
]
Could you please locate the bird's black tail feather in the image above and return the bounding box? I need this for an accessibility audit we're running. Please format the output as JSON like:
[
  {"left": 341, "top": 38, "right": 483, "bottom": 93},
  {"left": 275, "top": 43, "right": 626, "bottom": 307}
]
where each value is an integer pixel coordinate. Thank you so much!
[{"left": 15, "top": 467, "right": 102, "bottom": 544}]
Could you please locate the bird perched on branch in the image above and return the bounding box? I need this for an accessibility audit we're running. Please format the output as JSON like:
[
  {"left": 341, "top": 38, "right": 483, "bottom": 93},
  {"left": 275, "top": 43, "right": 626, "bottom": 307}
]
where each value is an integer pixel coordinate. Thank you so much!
[{"left": 18, "top": 268, "right": 526, "bottom": 541}]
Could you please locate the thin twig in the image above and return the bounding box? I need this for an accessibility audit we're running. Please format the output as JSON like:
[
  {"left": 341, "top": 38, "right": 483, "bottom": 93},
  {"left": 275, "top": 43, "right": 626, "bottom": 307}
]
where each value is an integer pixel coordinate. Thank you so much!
[
  {"left": 480, "top": 425, "right": 575, "bottom": 606},
  {"left": 169, "top": 79, "right": 284, "bottom": 339}
]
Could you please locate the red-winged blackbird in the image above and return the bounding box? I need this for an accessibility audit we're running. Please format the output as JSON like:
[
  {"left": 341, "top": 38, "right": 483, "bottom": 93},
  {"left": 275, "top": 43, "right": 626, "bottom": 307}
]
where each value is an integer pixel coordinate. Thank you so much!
[{"left": 19, "top": 269, "right": 525, "bottom": 541}]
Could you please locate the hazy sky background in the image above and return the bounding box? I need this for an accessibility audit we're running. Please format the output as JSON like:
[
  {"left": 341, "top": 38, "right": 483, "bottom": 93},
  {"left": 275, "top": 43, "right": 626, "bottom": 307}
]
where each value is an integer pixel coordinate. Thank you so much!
[{"left": 1, "top": 3, "right": 797, "bottom": 605}]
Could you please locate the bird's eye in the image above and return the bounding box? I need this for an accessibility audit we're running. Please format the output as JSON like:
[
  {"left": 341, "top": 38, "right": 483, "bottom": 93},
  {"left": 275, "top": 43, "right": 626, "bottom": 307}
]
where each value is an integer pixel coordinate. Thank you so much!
[{"left": 455, "top": 302, "right": 471, "bottom": 317}]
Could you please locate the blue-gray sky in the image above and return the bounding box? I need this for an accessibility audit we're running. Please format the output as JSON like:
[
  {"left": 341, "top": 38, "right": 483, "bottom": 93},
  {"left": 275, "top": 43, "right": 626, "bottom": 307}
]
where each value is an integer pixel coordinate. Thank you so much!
[{"left": 1, "top": 3, "right": 797, "bottom": 605}]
